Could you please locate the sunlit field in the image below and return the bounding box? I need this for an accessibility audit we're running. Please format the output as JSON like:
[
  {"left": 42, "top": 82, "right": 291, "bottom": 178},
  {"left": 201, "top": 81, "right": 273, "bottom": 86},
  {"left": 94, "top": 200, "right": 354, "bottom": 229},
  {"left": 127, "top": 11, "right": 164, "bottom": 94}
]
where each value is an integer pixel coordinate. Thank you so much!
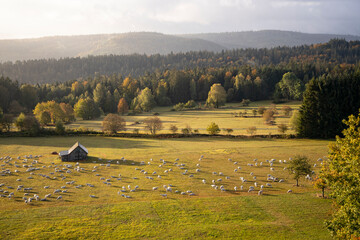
[
  {"left": 66, "top": 101, "right": 301, "bottom": 135},
  {"left": 0, "top": 136, "right": 333, "bottom": 239}
]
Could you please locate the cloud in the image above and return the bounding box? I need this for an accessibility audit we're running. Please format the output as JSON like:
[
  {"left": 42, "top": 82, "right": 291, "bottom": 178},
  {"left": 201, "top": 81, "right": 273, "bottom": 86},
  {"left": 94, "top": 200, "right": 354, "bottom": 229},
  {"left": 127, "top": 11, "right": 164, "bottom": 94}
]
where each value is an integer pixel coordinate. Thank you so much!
[{"left": 0, "top": 0, "right": 358, "bottom": 38}]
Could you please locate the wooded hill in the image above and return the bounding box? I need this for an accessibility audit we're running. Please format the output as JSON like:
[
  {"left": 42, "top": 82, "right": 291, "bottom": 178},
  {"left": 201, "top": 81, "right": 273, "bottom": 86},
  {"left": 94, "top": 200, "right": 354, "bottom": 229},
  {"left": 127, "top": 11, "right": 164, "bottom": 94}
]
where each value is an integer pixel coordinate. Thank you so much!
[
  {"left": 0, "top": 30, "right": 359, "bottom": 63},
  {"left": 181, "top": 30, "right": 360, "bottom": 49},
  {"left": 0, "top": 39, "right": 359, "bottom": 84}
]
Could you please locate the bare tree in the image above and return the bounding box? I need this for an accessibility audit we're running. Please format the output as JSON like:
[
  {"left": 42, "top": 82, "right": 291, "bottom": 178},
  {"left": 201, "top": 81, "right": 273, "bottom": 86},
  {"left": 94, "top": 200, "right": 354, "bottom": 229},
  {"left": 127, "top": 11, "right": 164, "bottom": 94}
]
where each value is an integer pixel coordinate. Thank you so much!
[
  {"left": 144, "top": 116, "right": 163, "bottom": 135},
  {"left": 102, "top": 113, "right": 126, "bottom": 133}
]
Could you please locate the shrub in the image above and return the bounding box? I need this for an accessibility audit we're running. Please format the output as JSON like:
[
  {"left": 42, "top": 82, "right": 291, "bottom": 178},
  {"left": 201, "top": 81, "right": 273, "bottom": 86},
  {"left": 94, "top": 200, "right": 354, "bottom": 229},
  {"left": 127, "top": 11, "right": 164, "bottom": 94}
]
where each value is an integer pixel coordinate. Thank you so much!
[
  {"left": 207, "top": 122, "right": 220, "bottom": 135},
  {"left": 133, "top": 129, "right": 139, "bottom": 134},
  {"left": 15, "top": 113, "right": 27, "bottom": 131},
  {"left": 0, "top": 114, "right": 13, "bottom": 132},
  {"left": 263, "top": 109, "right": 276, "bottom": 125},
  {"left": 174, "top": 103, "right": 185, "bottom": 111},
  {"left": 289, "top": 110, "right": 300, "bottom": 132},
  {"left": 181, "top": 125, "right": 192, "bottom": 135},
  {"left": 282, "top": 105, "right": 293, "bottom": 116},
  {"left": 169, "top": 124, "right": 178, "bottom": 134},
  {"left": 258, "top": 106, "right": 266, "bottom": 115},
  {"left": 241, "top": 99, "right": 251, "bottom": 106},
  {"left": 225, "top": 128, "right": 234, "bottom": 135},
  {"left": 277, "top": 124, "right": 288, "bottom": 134},
  {"left": 247, "top": 126, "right": 257, "bottom": 136},
  {"left": 184, "top": 100, "right": 197, "bottom": 109},
  {"left": 55, "top": 121, "right": 66, "bottom": 135},
  {"left": 252, "top": 109, "right": 257, "bottom": 117}
]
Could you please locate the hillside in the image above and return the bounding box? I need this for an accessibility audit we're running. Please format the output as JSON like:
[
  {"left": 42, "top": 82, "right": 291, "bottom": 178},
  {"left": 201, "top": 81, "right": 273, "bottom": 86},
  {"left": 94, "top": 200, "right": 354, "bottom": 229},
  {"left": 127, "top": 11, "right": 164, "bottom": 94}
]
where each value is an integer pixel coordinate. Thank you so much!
[
  {"left": 1, "top": 30, "right": 360, "bottom": 62},
  {"left": 0, "top": 32, "right": 226, "bottom": 62},
  {"left": 181, "top": 30, "right": 360, "bottom": 49}
]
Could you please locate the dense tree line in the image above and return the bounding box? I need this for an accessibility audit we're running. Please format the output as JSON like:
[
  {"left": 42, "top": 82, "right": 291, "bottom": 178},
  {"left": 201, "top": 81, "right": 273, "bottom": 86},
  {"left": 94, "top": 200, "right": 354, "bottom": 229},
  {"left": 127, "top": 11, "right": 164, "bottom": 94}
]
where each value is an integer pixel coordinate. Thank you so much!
[
  {"left": 0, "top": 39, "right": 358, "bottom": 84},
  {"left": 298, "top": 64, "right": 360, "bottom": 138}
]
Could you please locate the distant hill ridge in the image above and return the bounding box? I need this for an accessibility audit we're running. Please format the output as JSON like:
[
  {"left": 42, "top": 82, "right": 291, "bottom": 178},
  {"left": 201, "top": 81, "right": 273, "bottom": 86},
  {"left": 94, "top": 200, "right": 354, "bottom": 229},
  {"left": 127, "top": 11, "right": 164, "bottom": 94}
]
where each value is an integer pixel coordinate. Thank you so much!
[
  {"left": 180, "top": 30, "right": 360, "bottom": 49},
  {"left": 0, "top": 30, "right": 359, "bottom": 62}
]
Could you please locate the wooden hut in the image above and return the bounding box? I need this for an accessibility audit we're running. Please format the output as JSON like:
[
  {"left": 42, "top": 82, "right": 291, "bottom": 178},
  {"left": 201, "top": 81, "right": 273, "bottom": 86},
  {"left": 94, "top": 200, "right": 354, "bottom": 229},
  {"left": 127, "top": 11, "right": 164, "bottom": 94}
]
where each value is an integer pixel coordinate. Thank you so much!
[{"left": 59, "top": 142, "right": 88, "bottom": 162}]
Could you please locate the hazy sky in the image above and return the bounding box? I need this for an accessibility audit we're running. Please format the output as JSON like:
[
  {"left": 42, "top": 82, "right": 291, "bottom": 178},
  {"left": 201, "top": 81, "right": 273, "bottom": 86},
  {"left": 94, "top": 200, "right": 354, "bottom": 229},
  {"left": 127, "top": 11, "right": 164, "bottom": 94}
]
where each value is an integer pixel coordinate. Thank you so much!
[{"left": 0, "top": 0, "right": 359, "bottom": 39}]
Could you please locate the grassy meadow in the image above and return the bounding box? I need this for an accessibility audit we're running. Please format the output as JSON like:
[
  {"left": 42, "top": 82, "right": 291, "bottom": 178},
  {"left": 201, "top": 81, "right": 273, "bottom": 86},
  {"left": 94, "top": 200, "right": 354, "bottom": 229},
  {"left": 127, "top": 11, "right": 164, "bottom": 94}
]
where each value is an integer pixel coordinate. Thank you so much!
[
  {"left": 0, "top": 135, "right": 334, "bottom": 239},
  {"left": 66, "top": 101, "right": 301, "bottom": 135}
]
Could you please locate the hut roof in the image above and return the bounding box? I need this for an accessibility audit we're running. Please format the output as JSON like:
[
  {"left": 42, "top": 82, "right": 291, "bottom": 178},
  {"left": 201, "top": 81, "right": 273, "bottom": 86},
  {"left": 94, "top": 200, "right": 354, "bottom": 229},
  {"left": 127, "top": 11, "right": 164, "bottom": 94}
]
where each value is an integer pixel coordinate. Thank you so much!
[{"left": 68, "top": 142, "right": 88, "bottom": 154}]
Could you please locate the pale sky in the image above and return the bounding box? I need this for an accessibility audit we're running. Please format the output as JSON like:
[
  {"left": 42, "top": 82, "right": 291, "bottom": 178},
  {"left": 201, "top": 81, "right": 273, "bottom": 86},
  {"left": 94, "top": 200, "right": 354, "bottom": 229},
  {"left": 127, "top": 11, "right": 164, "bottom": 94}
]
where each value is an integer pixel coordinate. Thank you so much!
[{"left": 0, "top": 0, "right": 359, "bottom": 39}]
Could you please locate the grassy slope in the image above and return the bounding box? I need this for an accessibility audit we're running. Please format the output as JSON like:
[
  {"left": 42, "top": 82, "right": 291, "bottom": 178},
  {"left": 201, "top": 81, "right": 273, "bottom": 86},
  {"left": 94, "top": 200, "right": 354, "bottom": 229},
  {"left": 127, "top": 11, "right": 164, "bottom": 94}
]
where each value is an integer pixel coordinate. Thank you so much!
[{"left": 0, "top": 136, "right": 332, "bottom": 239}]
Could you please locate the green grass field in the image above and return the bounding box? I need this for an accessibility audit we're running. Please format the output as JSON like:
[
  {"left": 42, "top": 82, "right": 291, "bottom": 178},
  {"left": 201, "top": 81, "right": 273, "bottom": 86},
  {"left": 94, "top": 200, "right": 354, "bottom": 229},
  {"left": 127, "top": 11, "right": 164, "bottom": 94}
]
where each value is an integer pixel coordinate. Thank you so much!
[
  {"left": 66, "top": 101, "right": 301, "bottom": 135},
  {"left": 0, "top": 136, "right": 333, "bottom": 239}
]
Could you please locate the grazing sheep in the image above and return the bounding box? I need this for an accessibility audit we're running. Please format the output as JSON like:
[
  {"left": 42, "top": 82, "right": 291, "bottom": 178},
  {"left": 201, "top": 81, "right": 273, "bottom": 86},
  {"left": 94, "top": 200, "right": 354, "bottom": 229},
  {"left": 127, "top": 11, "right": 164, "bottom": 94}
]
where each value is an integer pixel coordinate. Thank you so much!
[
  {"left": 160, "top": 194, "right": 167, "bottom": 197},
  {"left": 202, "top": 179, "right": 206, "bottom": 184},
  {"left": 258, "top": 190, "right": 263, "bottom": 195},
  {"left": 57, "top": 195, "right": 62, "bottom": 200},
  {"left": 89, "top": 195, "right": 96, "bottom": 198},
  {"left": 152, "top": 187, "right": 158, "bottom": 191},
  {"left": 287, "top": 189, "right": 292, "bottom": 193}
]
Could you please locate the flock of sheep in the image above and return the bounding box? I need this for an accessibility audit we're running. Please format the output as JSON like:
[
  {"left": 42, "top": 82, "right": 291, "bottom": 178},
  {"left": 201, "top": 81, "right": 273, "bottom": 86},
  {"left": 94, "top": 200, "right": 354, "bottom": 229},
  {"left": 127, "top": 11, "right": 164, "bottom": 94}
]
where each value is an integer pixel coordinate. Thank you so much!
[{"left": 0, "top": 153, "right": 322, "bottom": 206}]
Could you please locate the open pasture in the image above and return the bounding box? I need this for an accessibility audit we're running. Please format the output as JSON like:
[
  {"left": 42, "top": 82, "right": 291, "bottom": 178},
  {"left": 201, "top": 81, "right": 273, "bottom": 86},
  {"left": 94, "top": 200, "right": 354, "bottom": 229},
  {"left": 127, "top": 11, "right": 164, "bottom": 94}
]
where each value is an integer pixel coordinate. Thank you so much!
[
  {"left": 67, "top": 101, "right": 301, "bottom": 135},
  {"left": 0, "top": 136, "right": 332, "bottom": 239}
]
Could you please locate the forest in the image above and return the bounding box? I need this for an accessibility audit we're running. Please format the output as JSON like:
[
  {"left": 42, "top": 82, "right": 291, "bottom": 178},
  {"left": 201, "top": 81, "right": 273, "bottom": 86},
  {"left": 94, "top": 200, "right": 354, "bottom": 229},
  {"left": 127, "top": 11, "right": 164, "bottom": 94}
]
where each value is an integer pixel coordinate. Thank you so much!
[{"left": 0, "top": 38, "right": 359, "bottom": 84}]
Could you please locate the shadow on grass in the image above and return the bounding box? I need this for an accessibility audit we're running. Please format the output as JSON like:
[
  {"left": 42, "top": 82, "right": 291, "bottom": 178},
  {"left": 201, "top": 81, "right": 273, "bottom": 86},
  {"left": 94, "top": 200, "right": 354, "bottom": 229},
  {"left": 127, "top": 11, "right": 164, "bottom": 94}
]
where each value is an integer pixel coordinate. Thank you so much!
[{"left": 0, "top": 136, "right": 155, "bottom": 150}]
